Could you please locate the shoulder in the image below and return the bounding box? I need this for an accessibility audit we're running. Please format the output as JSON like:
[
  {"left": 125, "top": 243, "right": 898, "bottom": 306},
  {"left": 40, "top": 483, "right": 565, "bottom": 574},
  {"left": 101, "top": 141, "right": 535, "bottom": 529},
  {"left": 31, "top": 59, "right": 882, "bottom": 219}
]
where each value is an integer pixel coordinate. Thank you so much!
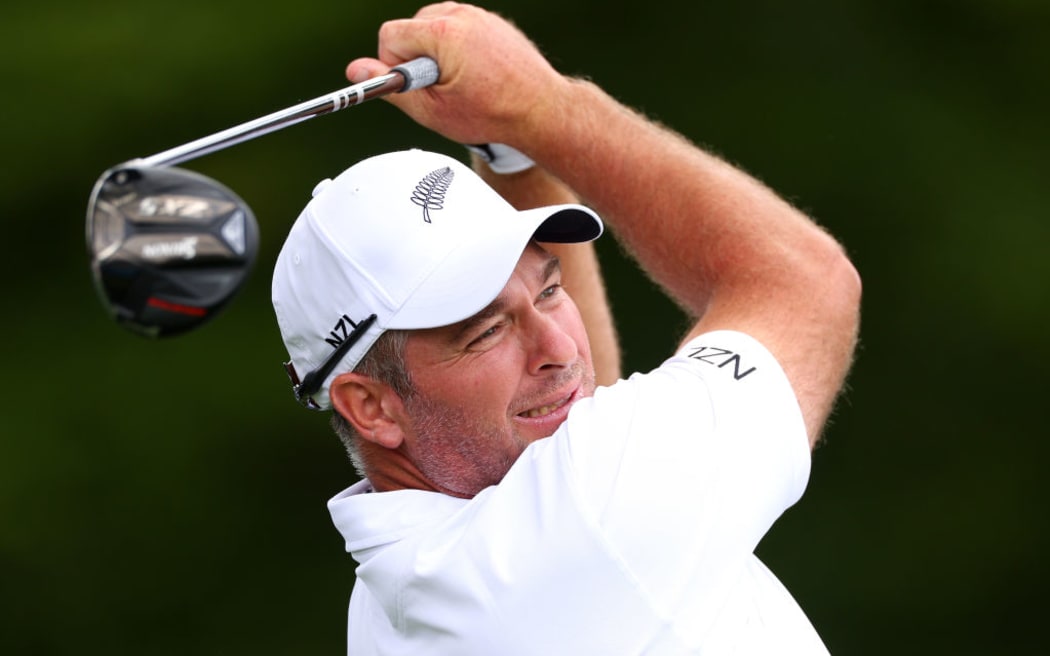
[
  {"left": 571, "top": 330, "right": 803, "bottom": 443},
  {"left": 560, "top": 330, "right": 810, "bottom": 517}
]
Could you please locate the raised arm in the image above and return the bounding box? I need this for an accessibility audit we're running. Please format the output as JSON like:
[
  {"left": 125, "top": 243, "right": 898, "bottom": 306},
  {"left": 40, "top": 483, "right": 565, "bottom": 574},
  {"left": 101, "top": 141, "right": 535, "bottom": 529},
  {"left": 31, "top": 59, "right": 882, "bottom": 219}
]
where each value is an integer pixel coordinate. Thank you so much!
[
  {"left": 349, "top": 3, "right": 861, "bottom": 444},
  {"left": 531, "top": 87, "right": 862, "bottom": 445}
]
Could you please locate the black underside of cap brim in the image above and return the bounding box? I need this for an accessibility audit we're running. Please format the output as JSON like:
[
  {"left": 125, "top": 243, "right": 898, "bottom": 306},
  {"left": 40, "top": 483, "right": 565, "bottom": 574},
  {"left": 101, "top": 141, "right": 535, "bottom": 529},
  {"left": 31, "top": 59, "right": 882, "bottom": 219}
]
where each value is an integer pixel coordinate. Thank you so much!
[{"left": 533, "top": 208, "right": 603, "bottom": 244}]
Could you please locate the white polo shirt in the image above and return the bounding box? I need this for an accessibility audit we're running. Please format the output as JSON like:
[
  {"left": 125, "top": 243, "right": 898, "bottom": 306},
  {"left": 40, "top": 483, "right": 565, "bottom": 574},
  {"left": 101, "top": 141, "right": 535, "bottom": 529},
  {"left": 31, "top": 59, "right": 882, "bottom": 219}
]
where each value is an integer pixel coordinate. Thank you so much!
[{"left": 328, "top": 331, "right": 829, "bottom": 655}]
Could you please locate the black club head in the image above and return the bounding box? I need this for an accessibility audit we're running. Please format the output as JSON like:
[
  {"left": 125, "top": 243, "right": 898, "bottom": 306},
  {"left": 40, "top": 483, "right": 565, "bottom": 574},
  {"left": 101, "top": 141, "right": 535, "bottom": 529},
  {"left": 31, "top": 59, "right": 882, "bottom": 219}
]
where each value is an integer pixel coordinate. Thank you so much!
[{"left": 86, "top": 165, "right": 259, "bottom": 337}]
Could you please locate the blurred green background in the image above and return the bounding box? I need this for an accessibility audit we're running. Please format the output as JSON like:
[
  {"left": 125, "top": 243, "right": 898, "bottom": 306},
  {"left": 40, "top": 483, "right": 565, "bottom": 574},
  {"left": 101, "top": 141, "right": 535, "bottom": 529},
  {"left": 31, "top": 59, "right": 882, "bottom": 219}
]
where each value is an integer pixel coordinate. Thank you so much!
[{"left": 2, "top": 0, "right": 1047, "bottom": 653}]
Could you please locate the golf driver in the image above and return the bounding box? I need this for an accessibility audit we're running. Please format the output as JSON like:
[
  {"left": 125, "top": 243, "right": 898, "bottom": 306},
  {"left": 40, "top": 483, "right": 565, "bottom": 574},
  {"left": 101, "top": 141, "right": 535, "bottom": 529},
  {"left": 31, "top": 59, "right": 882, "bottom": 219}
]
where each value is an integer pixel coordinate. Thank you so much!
[{"left": 87, "top": 57, "right": 439, "bottom": 338}]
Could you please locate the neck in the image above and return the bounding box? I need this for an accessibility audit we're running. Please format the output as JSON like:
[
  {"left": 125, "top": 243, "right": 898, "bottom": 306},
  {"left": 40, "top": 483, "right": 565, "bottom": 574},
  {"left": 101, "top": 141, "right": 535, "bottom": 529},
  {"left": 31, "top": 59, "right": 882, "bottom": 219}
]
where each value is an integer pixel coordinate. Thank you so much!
[{"left": 359, "top": 441, "right": 475, "bottom": 499}]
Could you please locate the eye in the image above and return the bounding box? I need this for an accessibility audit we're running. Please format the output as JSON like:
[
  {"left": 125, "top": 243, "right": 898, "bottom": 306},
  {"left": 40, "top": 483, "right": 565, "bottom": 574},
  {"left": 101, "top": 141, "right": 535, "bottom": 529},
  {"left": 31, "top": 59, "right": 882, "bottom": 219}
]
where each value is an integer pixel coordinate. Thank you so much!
[
  {"left": 539, "top": 283, "right": 562, "bottom": 300},
  {"left": 468, "top": 322, "right": 503, "bottom": 348}
]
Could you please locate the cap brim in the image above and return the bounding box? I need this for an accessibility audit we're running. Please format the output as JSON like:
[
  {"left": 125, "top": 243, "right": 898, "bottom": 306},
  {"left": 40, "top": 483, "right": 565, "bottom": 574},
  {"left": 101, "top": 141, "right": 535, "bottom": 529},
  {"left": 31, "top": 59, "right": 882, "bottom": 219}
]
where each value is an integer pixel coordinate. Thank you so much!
[
  {"left": 529, "top": 205, "right": 604, "bottom": 244},
  {"left": 385, "top": 203, "right": 603, "bottom": 331}
]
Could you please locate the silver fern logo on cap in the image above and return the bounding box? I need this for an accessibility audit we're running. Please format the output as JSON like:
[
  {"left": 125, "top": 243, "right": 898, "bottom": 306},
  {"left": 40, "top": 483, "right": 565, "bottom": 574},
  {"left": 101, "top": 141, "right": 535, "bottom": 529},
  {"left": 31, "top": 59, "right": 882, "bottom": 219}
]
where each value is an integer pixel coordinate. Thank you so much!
[{"left": 410, "top": 167, "right": 454, "bottom": 224}]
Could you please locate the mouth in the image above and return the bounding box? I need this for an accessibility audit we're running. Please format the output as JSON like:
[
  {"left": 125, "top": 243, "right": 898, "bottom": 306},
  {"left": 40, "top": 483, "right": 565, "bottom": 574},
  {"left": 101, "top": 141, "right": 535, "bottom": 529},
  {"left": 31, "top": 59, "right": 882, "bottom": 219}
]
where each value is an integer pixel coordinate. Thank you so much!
[
  {"left": 515, "top": 385, "right": 581, "bottom": 425},
  {"left": 518, "top": 395, "right": 572, "bottom": 419}
]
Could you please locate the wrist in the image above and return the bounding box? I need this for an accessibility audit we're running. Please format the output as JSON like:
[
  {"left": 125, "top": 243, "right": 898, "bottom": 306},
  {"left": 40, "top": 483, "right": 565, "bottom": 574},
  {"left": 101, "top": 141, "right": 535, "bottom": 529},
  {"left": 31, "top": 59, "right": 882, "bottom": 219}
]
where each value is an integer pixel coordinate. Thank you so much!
[{"left": 514, "top": 77, "right": 607, "bottom": 175}]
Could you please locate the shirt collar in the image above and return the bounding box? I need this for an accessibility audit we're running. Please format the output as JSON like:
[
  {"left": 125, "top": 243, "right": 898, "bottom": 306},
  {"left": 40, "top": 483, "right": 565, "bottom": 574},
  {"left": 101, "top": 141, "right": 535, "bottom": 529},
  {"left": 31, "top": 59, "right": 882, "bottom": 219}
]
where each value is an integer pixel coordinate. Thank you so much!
[{"left": 327, "top": 479, "right": 470, "bottom": 558}]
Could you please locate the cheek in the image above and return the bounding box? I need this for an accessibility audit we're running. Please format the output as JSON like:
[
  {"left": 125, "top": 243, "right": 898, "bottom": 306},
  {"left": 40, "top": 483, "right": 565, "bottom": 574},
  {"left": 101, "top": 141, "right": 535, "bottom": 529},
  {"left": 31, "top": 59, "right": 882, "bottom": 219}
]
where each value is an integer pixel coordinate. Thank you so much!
[
  {"left": 465, "top": 356, "right": 522, "bottom": 405},
  {"left": 421, "top": 355, "right": 523, "bottom": 415}
]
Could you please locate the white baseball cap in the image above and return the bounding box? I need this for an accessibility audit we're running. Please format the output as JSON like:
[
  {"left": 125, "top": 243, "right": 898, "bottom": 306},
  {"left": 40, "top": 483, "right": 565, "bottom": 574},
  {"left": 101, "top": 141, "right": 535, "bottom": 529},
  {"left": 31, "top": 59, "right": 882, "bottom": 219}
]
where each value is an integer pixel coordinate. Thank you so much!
[{"left": 272, "top": 149, "right": 603, "bottom": 410}]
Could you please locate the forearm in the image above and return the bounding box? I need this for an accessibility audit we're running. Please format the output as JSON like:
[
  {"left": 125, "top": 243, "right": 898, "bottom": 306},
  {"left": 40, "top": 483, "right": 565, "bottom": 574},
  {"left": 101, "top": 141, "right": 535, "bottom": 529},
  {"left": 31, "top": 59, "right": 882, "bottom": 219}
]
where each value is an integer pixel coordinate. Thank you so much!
[
  {"left": 471, "top": 154, "right": 622, "bottom": 386},
  {"left": 519, "top": 79, "right": 803, "bottom": 319}
]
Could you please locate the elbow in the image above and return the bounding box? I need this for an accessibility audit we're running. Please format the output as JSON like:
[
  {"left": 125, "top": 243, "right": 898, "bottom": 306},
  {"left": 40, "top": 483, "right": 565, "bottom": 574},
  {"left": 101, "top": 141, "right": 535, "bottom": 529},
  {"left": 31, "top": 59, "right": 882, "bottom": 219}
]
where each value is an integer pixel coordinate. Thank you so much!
[
  {"left": 790, "top": 228, "right": 862, "bottom": 350},
  {"left": 816, "top": 237, "right": 863, "bottom": 361},
  {"left": 831, "top": 241, "right": 862, "bottom": 329},
  {"left": 795, "top": 238, "right": 862, "bottom": 445}
]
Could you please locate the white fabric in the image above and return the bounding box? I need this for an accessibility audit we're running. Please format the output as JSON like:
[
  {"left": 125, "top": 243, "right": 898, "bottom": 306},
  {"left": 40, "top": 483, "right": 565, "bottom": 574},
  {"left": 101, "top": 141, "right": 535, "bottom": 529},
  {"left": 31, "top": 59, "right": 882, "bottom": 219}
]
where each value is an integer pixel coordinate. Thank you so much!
[
  {"left": 328, "top": 330, "right": 828, "bottom": 655},
  {"left": 466, "top": 143, "right": 537, "bottom": 174}
]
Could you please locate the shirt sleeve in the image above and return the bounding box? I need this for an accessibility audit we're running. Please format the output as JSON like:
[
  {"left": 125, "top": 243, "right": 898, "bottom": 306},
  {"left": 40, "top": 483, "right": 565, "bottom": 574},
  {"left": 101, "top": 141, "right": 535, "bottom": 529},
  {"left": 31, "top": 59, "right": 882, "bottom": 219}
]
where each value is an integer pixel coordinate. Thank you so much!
[{"left": 560, "top": 330, "right": 811, "bottom": 617}]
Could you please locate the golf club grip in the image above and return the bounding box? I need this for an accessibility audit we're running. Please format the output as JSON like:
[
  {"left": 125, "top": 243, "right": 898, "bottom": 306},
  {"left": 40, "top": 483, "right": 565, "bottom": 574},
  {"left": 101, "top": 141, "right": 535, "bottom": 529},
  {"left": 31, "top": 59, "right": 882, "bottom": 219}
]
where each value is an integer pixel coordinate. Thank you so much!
[
  {"left": 136, "top": 57, "right": 440, "bottom": 168},
  {"left": 393, "top": 57, "right": 440, "bottom": 91}
]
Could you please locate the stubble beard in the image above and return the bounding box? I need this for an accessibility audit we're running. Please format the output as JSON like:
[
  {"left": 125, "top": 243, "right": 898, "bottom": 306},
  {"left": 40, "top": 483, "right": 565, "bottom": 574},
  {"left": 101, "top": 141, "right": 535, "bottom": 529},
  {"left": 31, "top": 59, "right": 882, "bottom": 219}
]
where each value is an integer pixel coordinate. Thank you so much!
[{"left": 403, "top": 361, "right": 594, "bottom": 498}]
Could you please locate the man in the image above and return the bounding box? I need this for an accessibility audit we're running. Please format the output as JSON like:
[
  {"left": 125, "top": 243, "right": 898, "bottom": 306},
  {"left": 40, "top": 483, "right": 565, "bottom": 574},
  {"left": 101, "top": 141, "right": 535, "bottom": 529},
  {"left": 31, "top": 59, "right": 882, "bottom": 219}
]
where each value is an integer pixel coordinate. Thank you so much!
[{"left": 271, "top": 3, "right": 861, "bottom": 654}]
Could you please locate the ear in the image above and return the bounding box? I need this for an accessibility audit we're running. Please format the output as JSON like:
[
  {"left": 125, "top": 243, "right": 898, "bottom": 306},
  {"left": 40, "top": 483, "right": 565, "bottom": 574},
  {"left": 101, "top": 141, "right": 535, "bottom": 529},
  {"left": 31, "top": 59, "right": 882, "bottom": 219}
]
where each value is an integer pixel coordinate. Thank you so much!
[{"left": 329, "top": 372, "right": 408, "bottom": 450}]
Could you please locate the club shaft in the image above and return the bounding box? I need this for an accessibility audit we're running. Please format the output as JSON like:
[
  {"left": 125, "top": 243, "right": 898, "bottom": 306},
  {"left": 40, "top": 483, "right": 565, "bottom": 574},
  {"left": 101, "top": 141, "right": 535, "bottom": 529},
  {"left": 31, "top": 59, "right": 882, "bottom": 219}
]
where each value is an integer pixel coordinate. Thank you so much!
[{"left": 137, "top": 58, "right": 437, "bottom": 168}]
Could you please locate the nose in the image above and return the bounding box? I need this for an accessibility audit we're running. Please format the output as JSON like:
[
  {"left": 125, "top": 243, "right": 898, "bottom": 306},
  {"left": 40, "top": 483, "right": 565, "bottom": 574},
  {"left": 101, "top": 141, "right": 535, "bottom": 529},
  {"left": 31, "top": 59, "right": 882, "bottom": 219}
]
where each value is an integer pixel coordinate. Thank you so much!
[{"left": 524, "top": 309, "right": 579, "bottom": 376}]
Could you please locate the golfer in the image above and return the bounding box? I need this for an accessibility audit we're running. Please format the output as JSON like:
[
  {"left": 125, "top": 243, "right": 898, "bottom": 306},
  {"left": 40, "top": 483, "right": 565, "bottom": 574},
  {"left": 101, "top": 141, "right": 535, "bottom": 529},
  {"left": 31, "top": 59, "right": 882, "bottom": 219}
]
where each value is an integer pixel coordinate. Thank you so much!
[{"left": 271, "top": 3, "right": 861, "bottom": 654}]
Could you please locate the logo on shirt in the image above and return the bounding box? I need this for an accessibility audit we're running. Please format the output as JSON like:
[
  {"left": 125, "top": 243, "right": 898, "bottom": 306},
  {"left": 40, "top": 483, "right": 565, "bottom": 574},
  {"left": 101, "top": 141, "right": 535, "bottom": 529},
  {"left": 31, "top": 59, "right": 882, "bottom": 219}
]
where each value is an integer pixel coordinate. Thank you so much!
[
  {"left": 410, "top": 166, "right": 454, "bottom": 224},
  {"left": 686, "top": 345, "right": 757, "bottom": 380}
]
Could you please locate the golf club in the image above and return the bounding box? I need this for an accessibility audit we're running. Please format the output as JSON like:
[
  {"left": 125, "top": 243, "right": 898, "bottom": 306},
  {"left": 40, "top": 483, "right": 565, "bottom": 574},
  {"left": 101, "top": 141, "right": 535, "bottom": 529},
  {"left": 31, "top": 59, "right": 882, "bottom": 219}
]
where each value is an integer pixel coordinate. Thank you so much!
[{"left": 86, "top": 57, "right": 439, "bottom": 338}]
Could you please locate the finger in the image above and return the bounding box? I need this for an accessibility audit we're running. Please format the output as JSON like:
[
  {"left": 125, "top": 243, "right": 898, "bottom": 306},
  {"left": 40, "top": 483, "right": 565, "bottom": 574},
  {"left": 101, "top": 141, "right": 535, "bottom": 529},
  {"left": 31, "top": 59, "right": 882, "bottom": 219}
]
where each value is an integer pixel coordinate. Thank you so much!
[
  {"left": 412, "top": 1, "right": 463, "bottom": 20},
  {"left": 374, "top": 3, "right": 488, "bottom": 64},
  {"left": 345, "top": 57, "right": 391, "bottom": 84},
  {"left": 375, "top": 17, "right": 446, "bottom": 68}
]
